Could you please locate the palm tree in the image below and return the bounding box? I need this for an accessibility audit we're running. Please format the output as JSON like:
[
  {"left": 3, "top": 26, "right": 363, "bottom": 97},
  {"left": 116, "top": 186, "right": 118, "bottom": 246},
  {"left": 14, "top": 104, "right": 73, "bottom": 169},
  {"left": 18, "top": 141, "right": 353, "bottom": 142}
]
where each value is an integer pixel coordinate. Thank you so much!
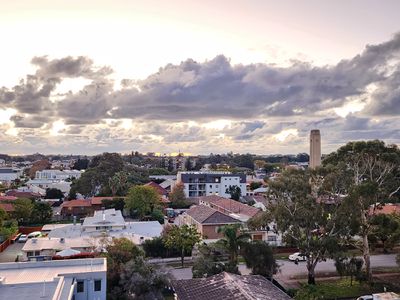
[{"left": 217, "top": 224, "right": 251, "bottom": 266}]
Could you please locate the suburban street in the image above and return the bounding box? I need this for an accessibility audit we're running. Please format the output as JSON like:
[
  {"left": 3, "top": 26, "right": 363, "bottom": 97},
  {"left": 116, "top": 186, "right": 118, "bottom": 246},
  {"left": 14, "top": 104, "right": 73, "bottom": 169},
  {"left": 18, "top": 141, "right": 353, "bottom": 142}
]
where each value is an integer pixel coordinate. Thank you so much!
[{"left": 167, "top": 254, "right": 398, "bottom": 280}]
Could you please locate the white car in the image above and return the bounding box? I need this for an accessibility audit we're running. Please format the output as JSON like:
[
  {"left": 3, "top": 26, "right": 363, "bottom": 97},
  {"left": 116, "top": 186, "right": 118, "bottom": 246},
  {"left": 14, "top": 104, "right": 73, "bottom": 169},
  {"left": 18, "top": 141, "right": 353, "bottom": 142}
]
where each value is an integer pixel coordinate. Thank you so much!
[
  {"left": 18, "top": 234, "right": 28, "bottom": 243},
  {"left": 27, "top": 231, "right": 42, "bottom": 238},
  {"left": 288, "top": 252, "right": 307, "bottom": 262},
  {"left": 356, "top": 296, "right": 373, "bottom": 300}
]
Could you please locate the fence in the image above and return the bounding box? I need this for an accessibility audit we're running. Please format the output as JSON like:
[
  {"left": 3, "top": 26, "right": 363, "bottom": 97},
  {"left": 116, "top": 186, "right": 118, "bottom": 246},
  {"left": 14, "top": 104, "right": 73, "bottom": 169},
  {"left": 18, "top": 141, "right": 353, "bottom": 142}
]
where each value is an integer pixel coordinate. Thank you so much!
[
  {"left": 18, "top": 226, "right": 43, "bottom": 234},
  {"left": 0, "top": 232, "right": 19, "bottom": 253}
]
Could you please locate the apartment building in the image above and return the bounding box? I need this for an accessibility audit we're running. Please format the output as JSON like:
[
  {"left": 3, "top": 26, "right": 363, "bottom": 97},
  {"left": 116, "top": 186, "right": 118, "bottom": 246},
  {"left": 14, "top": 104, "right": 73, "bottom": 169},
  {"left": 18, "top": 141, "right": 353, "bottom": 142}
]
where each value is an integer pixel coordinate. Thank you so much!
[
  {"left": 35, "top": 169, "right": 82, "bottom": 180},
  {"left": 177, "top": 171, "right": 246, "bottom": 198},
  {"left": 0, "top": 168, "right": 23, "bottom": 182},
  {"left": 0, "top": 258, "right": 107, "bottom": 300}
]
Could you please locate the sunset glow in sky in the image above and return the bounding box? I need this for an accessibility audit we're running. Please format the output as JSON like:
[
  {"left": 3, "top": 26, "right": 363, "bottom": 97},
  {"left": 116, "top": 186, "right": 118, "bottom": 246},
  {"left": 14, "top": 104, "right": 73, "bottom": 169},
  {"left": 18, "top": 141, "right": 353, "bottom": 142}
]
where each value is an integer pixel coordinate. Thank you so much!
[{"left": 1, "top": 0, "right": 399, "bottom": 155}]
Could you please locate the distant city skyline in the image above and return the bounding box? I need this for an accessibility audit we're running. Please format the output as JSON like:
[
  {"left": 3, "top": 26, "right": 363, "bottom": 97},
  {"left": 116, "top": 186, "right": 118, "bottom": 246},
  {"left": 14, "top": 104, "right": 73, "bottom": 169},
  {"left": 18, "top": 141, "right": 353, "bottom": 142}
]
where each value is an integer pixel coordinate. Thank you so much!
[{"left": 0, "top": 1, "right": 399, "bottom": 155}]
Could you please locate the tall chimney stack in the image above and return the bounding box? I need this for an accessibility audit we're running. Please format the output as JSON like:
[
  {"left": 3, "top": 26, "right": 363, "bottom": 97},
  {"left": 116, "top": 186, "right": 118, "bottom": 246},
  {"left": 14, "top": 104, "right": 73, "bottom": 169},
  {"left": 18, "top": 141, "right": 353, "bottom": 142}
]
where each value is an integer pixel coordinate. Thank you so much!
[{"left": 309, "top": 129, "right": 321, "bottom": 169}]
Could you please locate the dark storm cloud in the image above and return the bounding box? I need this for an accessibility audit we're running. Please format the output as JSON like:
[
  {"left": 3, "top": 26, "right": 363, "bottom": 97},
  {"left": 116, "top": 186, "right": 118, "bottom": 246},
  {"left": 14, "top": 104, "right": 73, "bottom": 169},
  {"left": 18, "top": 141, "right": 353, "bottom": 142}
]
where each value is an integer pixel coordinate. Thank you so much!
[
  {"left": 107, "top": 33, "right": 400, "bottom": 121},
  {"left": 10, "top": 114, "right": 50, "bottom": 128},
  {"left": 56, "top": 81, "right": 114, "bottom": 124},
  {"left": 1, "top": 33, "right": 400, "bottom": 138}
]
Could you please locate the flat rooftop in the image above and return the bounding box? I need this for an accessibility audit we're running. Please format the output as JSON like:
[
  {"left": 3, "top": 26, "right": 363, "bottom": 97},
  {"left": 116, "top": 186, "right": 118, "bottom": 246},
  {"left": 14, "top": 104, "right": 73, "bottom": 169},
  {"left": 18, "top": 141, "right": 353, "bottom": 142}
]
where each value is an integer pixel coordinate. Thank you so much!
[
  {"left": 47, "top": 221, "right": 163, "bottom": 241},
  {"left": 0, "top": 258, "right": 106, "bottom": 284}
]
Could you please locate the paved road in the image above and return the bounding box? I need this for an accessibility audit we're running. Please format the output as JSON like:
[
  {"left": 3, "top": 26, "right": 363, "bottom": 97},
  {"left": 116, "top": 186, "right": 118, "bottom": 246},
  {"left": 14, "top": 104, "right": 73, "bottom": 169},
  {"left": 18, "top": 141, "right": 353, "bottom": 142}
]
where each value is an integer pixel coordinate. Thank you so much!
[
  {"left": 168, "top": 254, "right": 398, "bottom": 280},
  {"left": 276, "top": 254, "right": 398, "bottom": 280}
]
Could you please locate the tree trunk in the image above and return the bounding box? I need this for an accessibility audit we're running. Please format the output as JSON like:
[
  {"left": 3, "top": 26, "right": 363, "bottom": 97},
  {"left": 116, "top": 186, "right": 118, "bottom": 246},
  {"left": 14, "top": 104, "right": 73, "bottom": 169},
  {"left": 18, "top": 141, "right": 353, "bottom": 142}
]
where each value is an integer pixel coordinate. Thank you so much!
[
  {"left": 307, "top": 259, "right": 316, "bottom": 285},
  {"left": 181, "top": 247, "right": 185, "bottom": 268},
  {"left": 360, "top": 209, "right": 372, "bottom": 282},
  {"left": 362, "top": 232, "right": 372, "bottom": 282}
]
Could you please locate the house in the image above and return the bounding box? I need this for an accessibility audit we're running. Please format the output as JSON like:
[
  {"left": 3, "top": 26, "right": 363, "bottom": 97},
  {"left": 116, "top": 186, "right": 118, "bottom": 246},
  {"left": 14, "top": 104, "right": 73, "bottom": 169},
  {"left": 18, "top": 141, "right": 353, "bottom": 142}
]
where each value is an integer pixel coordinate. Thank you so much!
[
  {"left": 179, "top": 205, "right": 241, "bottom": 240},
  {"left": 21, "top": 237, "right": 94, "bottom": 260},
  {"left": 60, "top": 199, "right": 94, "bottom": 219},
  {"left": 0, "top": 258, "right": 107, "bottom": 300},
  {"left": 172, "top": 271, "right": 292, "bottom": 300},
  {"left": 5, "top": 189, "right": 42, "bottom": 200},
  {"left": 369, "top": 203, "right": 400, "bottom": 216},
  {"left": 47, "top": 209, "right": 163, "bottom": 246},
  {"left": 198, "top": 195, "right": 261, "bottom": 221},
  {"left": 145, "top": 181, "right": 168, "bottom": 197},
  {"left": 198, "top": 195, "right": 282, "bottom": 245},
  {"left": 0, "top": 195, "right": 17, "bottom": 202},
  {"left": 27, "top": 178, "right": 72, "bottom": 194},
  {"left": 177, "top": 171, "right": 246, "bottom": 198},
  {"left": 144, "top": 181, "right": 170, "bottom": 204}
]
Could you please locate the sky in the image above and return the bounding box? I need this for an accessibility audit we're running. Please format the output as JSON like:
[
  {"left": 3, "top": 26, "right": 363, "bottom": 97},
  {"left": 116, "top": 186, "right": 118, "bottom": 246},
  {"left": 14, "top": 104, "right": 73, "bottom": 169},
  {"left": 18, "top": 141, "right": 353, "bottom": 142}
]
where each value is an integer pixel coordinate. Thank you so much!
[{"left": 0, "top": 0, "right": 400, "bottom": 155}]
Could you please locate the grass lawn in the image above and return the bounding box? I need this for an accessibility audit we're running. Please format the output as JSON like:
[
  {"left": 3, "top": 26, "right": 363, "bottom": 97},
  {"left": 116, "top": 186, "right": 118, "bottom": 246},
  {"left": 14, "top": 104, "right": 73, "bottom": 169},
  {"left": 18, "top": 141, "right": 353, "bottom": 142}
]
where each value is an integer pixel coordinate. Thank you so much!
[
  {"left": 296, "top": 277, "right": 400, "bottom": 299},
  {"left": 313, "top": 279, "right": 375, "bottom": 298}
]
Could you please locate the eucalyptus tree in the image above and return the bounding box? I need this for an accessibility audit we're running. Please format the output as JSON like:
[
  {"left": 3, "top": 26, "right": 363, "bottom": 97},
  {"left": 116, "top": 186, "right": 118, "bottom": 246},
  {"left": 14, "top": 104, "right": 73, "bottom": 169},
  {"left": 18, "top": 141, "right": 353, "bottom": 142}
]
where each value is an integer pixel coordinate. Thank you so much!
[
  {"left": 253, "top": 168, "right": 349, "bottom": 284},
  {"left": 323, "top": 140, "right": 400, "bottom": 281}
]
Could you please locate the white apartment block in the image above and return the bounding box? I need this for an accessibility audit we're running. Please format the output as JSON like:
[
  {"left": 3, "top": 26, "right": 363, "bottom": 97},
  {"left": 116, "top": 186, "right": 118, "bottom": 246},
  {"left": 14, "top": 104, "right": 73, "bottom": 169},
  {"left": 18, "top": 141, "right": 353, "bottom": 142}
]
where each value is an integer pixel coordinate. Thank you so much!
[
  {"left": 0, "top": 258, "right": 107, "bottom": 300},
  {"left": 35, "top": 169, "right": 82, "bottom": 180},
  {"left": 0, "top": 168, "right": 23, "bottom": 182},
  {"left": 177, "top": 171, "right": 247, "bottom": 198}
]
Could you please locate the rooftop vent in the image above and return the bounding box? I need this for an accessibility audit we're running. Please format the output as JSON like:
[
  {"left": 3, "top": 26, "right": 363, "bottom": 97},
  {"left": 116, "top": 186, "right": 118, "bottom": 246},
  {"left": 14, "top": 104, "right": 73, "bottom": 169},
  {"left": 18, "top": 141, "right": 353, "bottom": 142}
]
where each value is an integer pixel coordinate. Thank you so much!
[
  {"left": 60, "top": 237, "right": 65, "bottom": 243},
  {"left": 32, "top": 238, "right": 37, "bottom": 244}
]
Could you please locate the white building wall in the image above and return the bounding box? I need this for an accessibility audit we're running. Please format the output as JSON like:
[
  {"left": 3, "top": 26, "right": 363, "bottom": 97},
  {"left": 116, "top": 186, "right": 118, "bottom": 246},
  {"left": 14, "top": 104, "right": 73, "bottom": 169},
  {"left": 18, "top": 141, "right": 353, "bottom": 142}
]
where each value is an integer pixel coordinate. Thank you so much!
[
  {"left": 0, "top": 168, "right": 23, "bottom": 182},
  {"left": 73, "top": 273, "right": 107, "bottom": 300}
]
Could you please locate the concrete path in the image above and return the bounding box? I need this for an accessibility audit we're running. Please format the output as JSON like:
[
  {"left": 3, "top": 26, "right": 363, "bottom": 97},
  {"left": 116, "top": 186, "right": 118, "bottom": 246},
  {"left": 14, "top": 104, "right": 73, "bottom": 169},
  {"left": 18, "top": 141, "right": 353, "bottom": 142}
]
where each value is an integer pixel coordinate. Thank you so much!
[{"left": 0, "top": 242, "right": 24, "bottom": 263}]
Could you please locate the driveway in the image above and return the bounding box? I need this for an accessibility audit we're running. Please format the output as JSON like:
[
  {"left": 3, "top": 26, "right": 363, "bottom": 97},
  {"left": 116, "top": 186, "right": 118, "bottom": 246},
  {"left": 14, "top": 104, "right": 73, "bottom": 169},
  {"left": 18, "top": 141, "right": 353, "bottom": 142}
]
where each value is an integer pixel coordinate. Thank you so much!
[{"left": 0, "top": 242, "right": 24, "bottom": 263}]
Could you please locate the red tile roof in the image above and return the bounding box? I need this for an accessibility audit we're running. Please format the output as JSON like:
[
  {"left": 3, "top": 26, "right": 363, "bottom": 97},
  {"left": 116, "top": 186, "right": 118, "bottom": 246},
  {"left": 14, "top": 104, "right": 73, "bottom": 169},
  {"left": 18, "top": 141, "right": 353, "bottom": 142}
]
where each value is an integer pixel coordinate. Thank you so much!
[
  {"left": 90, "top": 197, "right": 114, "bottom": 205},
  {"left": 198, "top": 195, "right": 260, "bottom": 218},
  {"left": 145, "top": 182, "right": 168, "bottom": 196},
  {"left": 185, "top": 205, "right": 241, "bottom": 224},
  {"left": 5, "top": 190, "right": 41, "bottom": 198},
  {"left": 0, "top": 203, "right": 14, "bottom": 212},
  {"left": 0, "top": 196, "right": 18, "bottom": 201},
  {"left": 61, "top": 199, "right": 92, "bottom": 208},
  {"left": 369, "top": 204, "right": 400, "bottom": 216}
]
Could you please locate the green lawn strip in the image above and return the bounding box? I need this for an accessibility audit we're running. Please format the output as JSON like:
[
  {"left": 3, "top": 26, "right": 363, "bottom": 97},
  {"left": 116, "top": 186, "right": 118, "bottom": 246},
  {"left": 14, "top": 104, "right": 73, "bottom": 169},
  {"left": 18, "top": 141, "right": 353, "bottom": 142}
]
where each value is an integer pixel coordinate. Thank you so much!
[{"left": 297, "top": 278, "right": 390, "bottom": 299}]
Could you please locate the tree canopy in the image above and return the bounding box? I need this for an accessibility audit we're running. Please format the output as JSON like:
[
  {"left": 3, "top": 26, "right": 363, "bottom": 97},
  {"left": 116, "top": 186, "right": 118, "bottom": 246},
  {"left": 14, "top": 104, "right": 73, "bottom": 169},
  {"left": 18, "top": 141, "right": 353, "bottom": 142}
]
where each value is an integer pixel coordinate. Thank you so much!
[
  {"left": 125, "top": 185, "right": 162, "bottom": 219},
  {"left": 164, "top": 225, "right": 201, "bottom": 267},
  {"left": 323, "top": 140, "right": 400, "bottom": 281}
]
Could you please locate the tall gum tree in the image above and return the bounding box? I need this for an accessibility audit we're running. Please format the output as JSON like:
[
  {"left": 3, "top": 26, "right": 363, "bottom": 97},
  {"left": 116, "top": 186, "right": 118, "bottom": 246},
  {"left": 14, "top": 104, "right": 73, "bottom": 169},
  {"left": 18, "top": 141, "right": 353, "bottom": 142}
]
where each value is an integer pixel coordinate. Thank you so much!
[
  {"left": 253, "top": 168, "right": 349, "bottom": 284},
  {"left": 323, "top": 140, "right": 400, "bottom": 282}
]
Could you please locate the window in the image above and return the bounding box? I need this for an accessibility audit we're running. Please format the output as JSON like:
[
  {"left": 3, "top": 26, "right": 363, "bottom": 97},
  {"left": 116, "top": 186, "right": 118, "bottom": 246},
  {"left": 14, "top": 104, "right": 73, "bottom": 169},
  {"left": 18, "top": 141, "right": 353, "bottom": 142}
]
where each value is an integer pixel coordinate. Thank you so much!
[
  {"left": 27, "top": 251, "right": 33, "bottom": 257},
  {"left": 94, "top": 280, "right": 102, "bottom": 292},
  {"left": 267, "top": 235, "right": 277, "bottom": 242},
  {"left": 77, "top": 281, "right": 84, "bottom": 293},
  {"left": 209, "top": 185, "right": 212, "bottom": 188}
]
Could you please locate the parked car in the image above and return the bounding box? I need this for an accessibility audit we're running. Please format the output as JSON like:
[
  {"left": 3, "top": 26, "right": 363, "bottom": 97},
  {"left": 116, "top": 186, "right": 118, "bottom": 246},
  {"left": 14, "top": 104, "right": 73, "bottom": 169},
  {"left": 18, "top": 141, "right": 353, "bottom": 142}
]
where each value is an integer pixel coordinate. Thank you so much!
[
  {"left": 357, "top": 292, "right": 400, "bottom": 300},
  {"left": 356, "top": 296, "right": 373, "bottom": 300},
  {"left": 18, "top": 234, "right": 28, "bottom": 243},
  {"left": 288, "top": 252, "right": 307, "bottom": 263},
  {"left": 27, "top": 231, "right": 42, "bottom": 239}
]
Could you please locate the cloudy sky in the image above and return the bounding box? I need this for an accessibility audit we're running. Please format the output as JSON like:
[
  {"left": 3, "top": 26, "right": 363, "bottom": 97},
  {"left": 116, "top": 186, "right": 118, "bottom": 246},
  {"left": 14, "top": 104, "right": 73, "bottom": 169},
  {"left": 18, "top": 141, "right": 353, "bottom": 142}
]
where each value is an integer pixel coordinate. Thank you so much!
[{"left": 1, "top": 0, "right": 400, "bottom": 155}]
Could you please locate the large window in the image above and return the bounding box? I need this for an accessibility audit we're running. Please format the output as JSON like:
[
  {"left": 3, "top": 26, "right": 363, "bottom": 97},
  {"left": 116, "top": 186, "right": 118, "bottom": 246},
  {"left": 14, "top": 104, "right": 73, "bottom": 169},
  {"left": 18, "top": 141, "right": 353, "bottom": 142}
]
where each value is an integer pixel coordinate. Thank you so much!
[
  {"left": 94, "top": 280, "right": 102, "bottom": 292},
  {"left": 77, "top": 281, "right": 84, "bottom": 293}
]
